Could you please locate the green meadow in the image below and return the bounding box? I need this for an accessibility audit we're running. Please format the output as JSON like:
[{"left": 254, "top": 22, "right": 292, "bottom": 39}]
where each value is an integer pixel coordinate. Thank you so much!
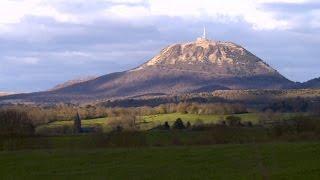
[
  {"left": 2, "top": 111, "right": 320, "bottom": 179},
  {"left": 37, "top": 113, "right": 260, "bottom": 132},
  {"left": 1, "top": 142, "right": 320, "bottom": 179},
  {"left": 36, "top": 112, "right": 296, "bottom": 134},
  {"left": 138, "top": 113, "right": 261, "bottom": 130}
]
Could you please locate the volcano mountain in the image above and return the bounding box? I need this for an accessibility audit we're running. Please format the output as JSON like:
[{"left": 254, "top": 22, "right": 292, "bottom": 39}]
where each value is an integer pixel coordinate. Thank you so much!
[{"left": 0, "top": 37, "right": 294, "bottom": 103}]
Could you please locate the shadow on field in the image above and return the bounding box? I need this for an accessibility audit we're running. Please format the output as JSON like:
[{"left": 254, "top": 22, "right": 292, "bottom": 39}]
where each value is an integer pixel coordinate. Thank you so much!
[
  {"left": 1, "top": 108, "right": 320, "bottom": 151},
  {"left": 2, "top": 122, "right": 320, "bottom": 151}
]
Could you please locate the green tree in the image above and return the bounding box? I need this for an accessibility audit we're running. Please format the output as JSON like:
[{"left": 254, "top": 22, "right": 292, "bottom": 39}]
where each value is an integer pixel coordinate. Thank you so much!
[
  {"left": 225, "top": 116, "right": 242, "bottom": 127},
  {"left": 163, "top": 121, "right": 170, "bottom": 130},
  {"left": 173, "top": 118, "right": 185, "bottom": 129},
  {"left": 0, "top": 109, "right": 35, "bottom": 136}
]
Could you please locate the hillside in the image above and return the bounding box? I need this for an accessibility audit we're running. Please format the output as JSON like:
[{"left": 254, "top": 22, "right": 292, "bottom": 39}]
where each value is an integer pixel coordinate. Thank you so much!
[
  {"left": 294, "top": 77, "right": 320, "bottom": 89},
  {"left": 49, "top": 76, "right": 97, "bottom": 91},
  {"left": 0, "top": 37, "right": 294, "bottom": 103},
  {"left": 0, "top": 92, "right": 13, "bottom": 97}
]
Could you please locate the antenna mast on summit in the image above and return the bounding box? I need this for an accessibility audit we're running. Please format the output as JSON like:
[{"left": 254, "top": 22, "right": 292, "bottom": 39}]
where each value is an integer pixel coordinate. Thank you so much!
[{"left": 202, "top": 26, "right": 206, "bottom": 39}]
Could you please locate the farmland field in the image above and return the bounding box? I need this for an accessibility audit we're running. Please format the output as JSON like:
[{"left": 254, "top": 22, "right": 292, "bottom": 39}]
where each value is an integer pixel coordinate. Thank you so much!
[
  {"left": 36, "top": 112, "right": 296, "bottom": 134},
  {"left": 0, "top": 142, "right": 320, "bottom": 179},
  {"left": 139, "top": 113, "right": 261, "bottom": 130},
  {"left": 37, "top": 113, "right": 260, "bottom": 133}
]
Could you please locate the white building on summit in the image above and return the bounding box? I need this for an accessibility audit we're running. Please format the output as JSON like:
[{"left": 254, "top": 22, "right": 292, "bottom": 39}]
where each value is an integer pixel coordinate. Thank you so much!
[
  {"left": 197, "top": 26, "right": 208, "bottom": 42},
  {"left": 202, "top": 26, "right": 206, "bottom": 39}
]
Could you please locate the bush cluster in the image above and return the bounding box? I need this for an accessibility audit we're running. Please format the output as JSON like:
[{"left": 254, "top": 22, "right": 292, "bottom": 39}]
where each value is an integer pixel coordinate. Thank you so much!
[{"left": 0, "top": 109, "right": 35, "bottom": 136}]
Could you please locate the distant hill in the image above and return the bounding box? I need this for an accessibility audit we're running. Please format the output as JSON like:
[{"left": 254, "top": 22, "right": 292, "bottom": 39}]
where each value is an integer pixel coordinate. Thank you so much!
[
  {"left": 49, "top": 76, "right": 97, "bottom": 91},
  {"left": 293, "top": 77, "right": 320, "bottom": 89},
  {"left": 0, "top": 92, "right": 13, "bottom": 97},
  {"left": 99, "top": 89, "right": 320, "bottom": 108},
  {"left": 0, "top": 37, "right": 294, "bottom": 103}
]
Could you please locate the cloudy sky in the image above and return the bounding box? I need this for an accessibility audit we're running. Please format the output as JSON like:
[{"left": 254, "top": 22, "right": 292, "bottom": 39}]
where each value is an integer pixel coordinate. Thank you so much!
[{"left": 0, "top": 0, "right": 319, "bottom": 92}]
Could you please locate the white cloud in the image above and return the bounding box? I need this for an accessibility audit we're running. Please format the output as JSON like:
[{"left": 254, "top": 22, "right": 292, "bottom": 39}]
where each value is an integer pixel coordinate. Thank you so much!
[
  {"left": 105, "top": 0, "right": 144, "bottom": 3},
  {"left": 47, "top": 51, "right": 94, "bottom": 60},
  {"left": 0, "top": 0, "right": 319, "bottom": 92},
  {"left": 105, "top": 5, "right": 150, "bottom": 19},
  {"left": 257, "top": 0, "right": 308, "bottom": 3},
  {"left": 4, "top": 56, "right": 40, "bottom": 65},
  {"left": 0, "top": 0, "right": 76, "bottom": 24},
  {"left": 102, "top": 0, "right": 299, "bottom": 30},
  {"left": 147, "top": 0, "right": 291, "bottom": 30},
  {"left": 0, "top": 0, "right": 303, "bottom": 31},
  {"left": 21, "top": 57, "right": 40, "bottom": 65},
  {"left": 310, "top": 10, "right": 320, "bottom": 28}
]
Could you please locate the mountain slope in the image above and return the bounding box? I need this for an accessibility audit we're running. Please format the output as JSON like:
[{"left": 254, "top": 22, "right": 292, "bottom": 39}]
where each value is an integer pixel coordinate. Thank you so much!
[
  {"left": 49, "top": 76, "right": 97, "bottom": 91},
  {"left": 294, "top": 78, "right": 320, "bottom": 89},
  {"left": 304, "top": 77, "right": 320, "bottom": 88},
  {"left": 137, "top": 39, "right": 278, "bottom": 77},
  {"left": 0, "top": 92, "right": 12, "bottom": 97},
  {"left": 0, "top": 38, "right": 293, "bottom": 103}
]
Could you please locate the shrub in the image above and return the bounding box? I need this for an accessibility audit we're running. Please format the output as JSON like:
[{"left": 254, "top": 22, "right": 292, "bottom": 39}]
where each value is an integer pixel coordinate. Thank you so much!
[
  {"left": 0, "top": 109, "right": 35, "bottom": 136},
  {"left": 153, "top": 121, "right": 170, "bottom": 130},
  {"left": 243, "top": 121, "right": 253, "bottom": 127},
  {"left": 173, "top": 118, "right": 185, "bottom": 129},
  {"left": 107, "top": 115, "right": 137, "bottom": 131},
  {"left": 217, "top": 120, "right": 226, "bottom": 126},
  {"left": 163, "top": 121, "right": 170, "bottom": 130},
  {"left": 225, "top": 116, "right": 242, "bottom": 127},
  {"left": 270, "top": 115, "right": 320, "bottom": 137},
  {"left": 186, "top": 121, "right": 191, "bottom": 129},
  {"left": 106, "top": 131, "right": 147, "bottom": 147},
  {"left": 115, "top": 125, "right": 123, "bottom": 132},
  {"left": 258, "top": 110, "right": 282, "bottom": 126}
]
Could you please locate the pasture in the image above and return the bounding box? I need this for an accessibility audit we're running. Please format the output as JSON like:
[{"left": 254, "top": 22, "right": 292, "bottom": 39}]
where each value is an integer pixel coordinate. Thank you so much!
[
  {"left": 36, "top": 113, "right": 261, "bottom": 133},
  {"left": 1, "top": 142, "right": 320, "bottom": 179},
  {"left": 36, "top": 112, "right": 297, "bottom": 134}
]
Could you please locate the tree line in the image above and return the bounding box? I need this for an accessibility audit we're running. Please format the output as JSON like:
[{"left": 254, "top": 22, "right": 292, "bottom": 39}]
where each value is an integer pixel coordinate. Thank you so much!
[{"left": 0, "top": 102, "right": 247, "bottom": 124}]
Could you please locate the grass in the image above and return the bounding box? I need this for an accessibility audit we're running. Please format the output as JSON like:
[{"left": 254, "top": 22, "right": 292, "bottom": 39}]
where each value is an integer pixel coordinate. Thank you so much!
[
  {"left": 36, "top": 117, "right": 110, "bottom": 134},
  {"left": 1, "top": 129, "right": 269, "bottom": 151},
  {"left": 0, "top": 142, "right": 320, "bottom": 179},
  {"left": 36, "top": 113, "right": 261, "bottom": 133},
  {"left": 44, "top": 118, "right": 107, "bottom": 127},
  {"left": 36, "top": 112, "right": 299, "bottom": 134},
  {"left": 139, "top": 113, "right": 260, "bottom": 130}
]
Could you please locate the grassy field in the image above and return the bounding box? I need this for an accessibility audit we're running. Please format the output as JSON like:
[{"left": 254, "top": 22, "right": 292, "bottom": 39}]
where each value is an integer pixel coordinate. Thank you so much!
[
  {"left": 37, "top": 112, "right": 298, "bottom": 134},
  {"left": 139, "top": 113, "right": 262, "bottom": 130},
  {"left": 36, "top": 113, "right": 262, "bottom": 133},
  {"left": 0, "top": 142, "right": 320, "bottom": 179}
]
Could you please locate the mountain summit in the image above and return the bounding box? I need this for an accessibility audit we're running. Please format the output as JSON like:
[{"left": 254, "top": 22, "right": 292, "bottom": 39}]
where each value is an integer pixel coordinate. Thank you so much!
[
  {"left": 0, "top": 35, "right": 293, "bottom": 103},
  {"left": 137, "top": 38, "right": 278, "bottom": 78}
]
